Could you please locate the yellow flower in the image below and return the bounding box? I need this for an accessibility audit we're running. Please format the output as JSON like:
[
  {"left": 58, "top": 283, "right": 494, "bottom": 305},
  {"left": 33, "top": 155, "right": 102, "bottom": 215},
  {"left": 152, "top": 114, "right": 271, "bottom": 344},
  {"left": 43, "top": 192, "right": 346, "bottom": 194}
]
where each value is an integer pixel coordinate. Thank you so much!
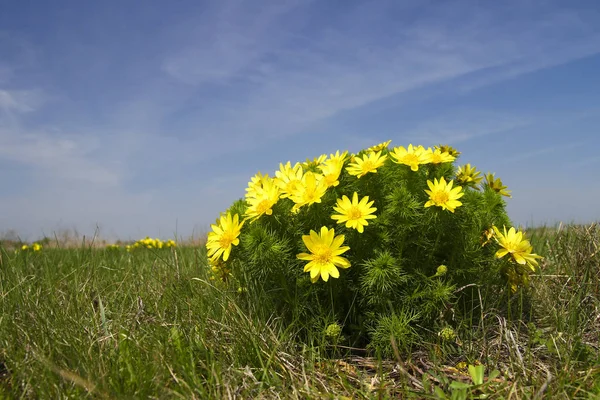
[
  {"left": 390, "top": 144, "right": 430, "bottom": 171},
  {"left": 245, "top": 177, "right": 281, "bottom": 221},
  {"left": 32, "top": 243, "right": 42, "bottom": 251},
  {"left": 492, "top": 226, "right": 542, "bottom": 270},
  {"left": 296, "top": 226, "right": 351, "bottom": 283},
  {"left": 21, "top": 244, "right": 28, "bottom": 251},
  {"left": 424, "top": 177, "right": 464, "bottom": 213},
  {"left": 274, "top": 162, "right": 303, "bottom": 198},
  {"left": 290, "top": 172, "right": 328, "bottom": 212},
  {"left": 245, "top": 172, "right": 270, "bottom": 200},
  {"left": 435, "top": 144, "right": 461, "bottom": 157},
  {"left": 346, "top": 151, "right": 387, "bottom": 178},
  {"left": 302, "top": 154, "right": 327, "bottom": 169},
  {"left": 485, "top": 173, "right": 512, "bottom": 197},
  {"left": 319, "top": 151, "right": 347, "bottom": 187},
  {"left": 366, "top": 140, "right": 392, "bottom": 152},
  {"left": 206, "top": 213, "right": 244, "bottom": 262},
  {"left": 166, "top": 239, "right": 176, "bottom": 248},
  {"left": 331, "top": 192, "right": 377, "bottom": 233},
  {"left": 456, "top": 164, "right": 483, "bottom": 186},
  {"left": 424, "top": 147, "right": 455, "bottom": 164}
]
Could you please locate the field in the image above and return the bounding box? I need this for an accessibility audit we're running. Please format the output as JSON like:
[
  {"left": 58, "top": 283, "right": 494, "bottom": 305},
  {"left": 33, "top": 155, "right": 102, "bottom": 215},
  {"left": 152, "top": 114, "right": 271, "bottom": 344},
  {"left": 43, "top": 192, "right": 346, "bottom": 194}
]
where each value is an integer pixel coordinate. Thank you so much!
[{"left": 1, "top": 224, "right": 599, "bottom": 399}]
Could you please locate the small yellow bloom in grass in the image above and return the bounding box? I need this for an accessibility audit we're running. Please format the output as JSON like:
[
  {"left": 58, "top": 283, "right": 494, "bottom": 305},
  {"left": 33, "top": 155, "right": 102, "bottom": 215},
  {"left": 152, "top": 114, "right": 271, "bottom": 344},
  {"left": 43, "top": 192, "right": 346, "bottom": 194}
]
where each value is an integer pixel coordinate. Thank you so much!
[
  {"left": 456, "top": 164, "right": 483, "bottom": 186},
  {"left": 21, "top": 244, "right": 28, "bottom": 251},
  {"left": 291, "top": 172, "right": 328, "bottom": 212},
  {"left": 390, "top": 144, "right": 430, "bottom": 171},
  {"left": 274, "top": 162, "right": 303, "bottom": 198},
  {"left": 485, "top": 173, "right": 512, "bottom": 197},
  {"left": 492, "top": 226, "right": 542, "bottom": 270},
  {"left": 346, "top": 151, "right": 387, "bottom": 178},
  {"left": 206, "top": 212, "right": 244, "bottom": 262},
  {"left": 245, "top": 178, "right": 281, "bottom": 221},
  {"left": 297, "top": 226, "right": 350, "bottom": 283},
  {"left": 32, "top": 243, "right": 42, "bottom": 251},
  {"left": 424, "top": 177, "right": 464, "bottom": 213},
  {"left": 331, "top": 192, "right": 377, "bottom": 233},
  {"left": 366, "top": 140, "right": 392, "bottom": 152},
  {"left": 319, "top": 151, "right": 347, "bottom": 187},
  {"left": 424, "top": 147, "right": 455, "bottom": 164}
]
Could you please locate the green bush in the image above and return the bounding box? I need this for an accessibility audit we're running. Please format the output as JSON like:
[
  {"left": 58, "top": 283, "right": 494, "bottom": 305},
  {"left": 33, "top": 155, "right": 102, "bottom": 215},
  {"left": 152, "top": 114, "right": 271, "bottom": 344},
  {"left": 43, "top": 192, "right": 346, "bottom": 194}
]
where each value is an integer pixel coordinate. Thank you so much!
[{"left": 205, "top": 141, "right": 542, "bottom": 355}]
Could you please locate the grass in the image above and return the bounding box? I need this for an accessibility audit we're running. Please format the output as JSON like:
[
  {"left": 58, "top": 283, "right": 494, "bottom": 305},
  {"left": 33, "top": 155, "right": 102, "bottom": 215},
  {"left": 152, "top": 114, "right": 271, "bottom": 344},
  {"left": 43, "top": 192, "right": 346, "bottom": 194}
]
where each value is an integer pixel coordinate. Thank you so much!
[{"left": 0, "top": 223, "right": 599, "bottom": 398}]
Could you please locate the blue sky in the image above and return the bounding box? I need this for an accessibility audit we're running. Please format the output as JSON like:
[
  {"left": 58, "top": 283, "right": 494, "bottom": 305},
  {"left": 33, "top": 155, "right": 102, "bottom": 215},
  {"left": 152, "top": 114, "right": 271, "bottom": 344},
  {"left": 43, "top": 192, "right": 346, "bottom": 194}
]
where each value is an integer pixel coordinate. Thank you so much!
[{"left": 1, "top": 0, "right": 599, "bottom": 240}]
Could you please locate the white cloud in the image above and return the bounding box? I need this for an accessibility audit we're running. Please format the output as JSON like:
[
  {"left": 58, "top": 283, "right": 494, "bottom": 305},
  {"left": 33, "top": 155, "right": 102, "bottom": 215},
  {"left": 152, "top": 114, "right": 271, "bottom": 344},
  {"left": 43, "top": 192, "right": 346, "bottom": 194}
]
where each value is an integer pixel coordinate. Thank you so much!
[{"left": 0, "top": 127, "right": 124, "bottom": 186}]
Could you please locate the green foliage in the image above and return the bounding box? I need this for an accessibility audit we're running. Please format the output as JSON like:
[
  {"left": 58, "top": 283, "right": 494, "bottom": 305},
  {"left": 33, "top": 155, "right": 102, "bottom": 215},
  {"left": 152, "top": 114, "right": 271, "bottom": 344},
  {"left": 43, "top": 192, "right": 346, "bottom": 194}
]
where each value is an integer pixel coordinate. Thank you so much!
[
  {"left": 0, "top": 223, "right": 598, "bottom": 398},
  {"left": 209, "top": 142, "right": 532, "bottom": 355}
]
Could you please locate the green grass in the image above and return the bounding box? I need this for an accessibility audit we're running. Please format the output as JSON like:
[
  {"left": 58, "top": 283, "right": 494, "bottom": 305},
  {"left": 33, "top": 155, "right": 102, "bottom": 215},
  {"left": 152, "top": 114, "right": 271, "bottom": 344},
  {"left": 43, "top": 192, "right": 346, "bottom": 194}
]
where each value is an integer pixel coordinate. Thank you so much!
[{"left": 1, "top": 223, "right": 599, "bottom": 398}]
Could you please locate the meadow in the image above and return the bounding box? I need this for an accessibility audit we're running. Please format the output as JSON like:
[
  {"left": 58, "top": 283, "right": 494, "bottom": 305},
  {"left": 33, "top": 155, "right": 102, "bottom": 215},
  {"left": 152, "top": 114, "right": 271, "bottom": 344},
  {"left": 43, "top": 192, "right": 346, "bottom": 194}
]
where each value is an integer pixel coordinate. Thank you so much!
[{"left": 0, "top": 223, "right": 598, "bottom": 399}]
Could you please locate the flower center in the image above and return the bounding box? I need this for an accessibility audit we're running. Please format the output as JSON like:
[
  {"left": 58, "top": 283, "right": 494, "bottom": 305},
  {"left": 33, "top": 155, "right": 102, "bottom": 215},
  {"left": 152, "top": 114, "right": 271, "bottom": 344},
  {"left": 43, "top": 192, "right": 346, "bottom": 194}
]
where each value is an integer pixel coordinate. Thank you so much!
[
  {"left": 286, "top": 180, "right": 300, "bottom": 192},
  {"left": 403, "top": 154, "right": 419, "bottom": 165},
  {"left": 432, "top": 191, "right": 449, "bottom": 204},
  {"left": 348, "top": 206, "right": 363, "bottom": 221},
  {"left": 219, "top": 232, "right": 236, "bottom": 248},
  {"left": 256, "top": 199, "right": 272, "bottom": 214},
  {"left": 325, "top": 173, "right": 338, "bottom": 186},
  {"left": 361, "top": 160, "right": 374, "bottom": 171},
  {"left": 314, "top": 245, "right": 333, "bottom": 264}
]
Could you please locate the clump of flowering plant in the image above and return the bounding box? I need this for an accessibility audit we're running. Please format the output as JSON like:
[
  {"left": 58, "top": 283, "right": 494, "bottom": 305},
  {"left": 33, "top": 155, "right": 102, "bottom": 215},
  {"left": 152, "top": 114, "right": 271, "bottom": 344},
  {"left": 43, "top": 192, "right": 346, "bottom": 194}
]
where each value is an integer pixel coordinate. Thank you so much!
[{"left": 206, "top": 141, "right": 541, "bottom": 355}]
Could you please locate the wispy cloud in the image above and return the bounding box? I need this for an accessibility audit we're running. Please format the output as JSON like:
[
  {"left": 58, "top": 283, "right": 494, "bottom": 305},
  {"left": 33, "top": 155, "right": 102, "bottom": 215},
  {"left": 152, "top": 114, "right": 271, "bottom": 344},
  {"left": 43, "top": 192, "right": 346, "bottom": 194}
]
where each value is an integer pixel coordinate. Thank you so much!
[{"left": 158, "top": 0, "right": 600, "bottom": 150}]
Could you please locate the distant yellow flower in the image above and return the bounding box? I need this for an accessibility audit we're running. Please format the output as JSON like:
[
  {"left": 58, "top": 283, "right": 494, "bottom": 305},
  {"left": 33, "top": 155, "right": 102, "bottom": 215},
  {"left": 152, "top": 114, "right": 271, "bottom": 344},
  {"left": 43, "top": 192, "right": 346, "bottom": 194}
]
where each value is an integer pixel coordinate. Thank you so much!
[
  {"left": 456, "top": 164, "right": 483, "bottom": 187},
  {"left": 206, "top": 212, "right": 244, "bottom": 262},
  {"left": 485, "top": 173, "right": 512, "bottom": 197},
  {"left": 290, "top": 172, "right": 328, "bottom": 212},
  {"left": 367, "top": 140, "right": 392, "bottom": 152},
  {"left": 424, "top": 177, "right": 464, "bottom": 213},
  {"left": 390, "top": 144, "right": 430, "bottom": 171},
  {"left": 492, "top": 226, "right": 542, "bottom": 270},
  {"left": 245, "top": 177, "right": 281, "bottom": 221},
  {"left": 274, "top": 162, "right": 303, "bottom": 198},
  {"left": 297, "top": 226, "right": 351, "bottom": 283},
  {"left": 331, "top": 192, "right": 377, "bottom": 233},
  {"left": 166, "top": 239, "right": 176, "bottom": 248},
  {"left": 21, "top": 244, "right": 28, "bottom": 251},
  {"left": 346, "top": 151, "right": 387, "bottom": 178},
  {"left": 424, "top": 147, "right": 455, "bottom": 164},
  {"left": 32, "top": 243, "right": 42, "bottom": 251},
  {"left": 319, "top": 151, "right": 347, "bottom": 187}
]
